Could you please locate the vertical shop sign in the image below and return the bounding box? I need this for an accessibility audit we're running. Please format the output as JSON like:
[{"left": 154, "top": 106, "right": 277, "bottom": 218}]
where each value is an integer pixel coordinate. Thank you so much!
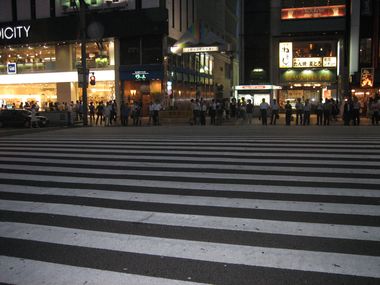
[
  {"left": 360, "top": 68, "right": 374, "bottom": 87},
  {"left": 279, "top": 42, "right": 293, "bottom": 68}
]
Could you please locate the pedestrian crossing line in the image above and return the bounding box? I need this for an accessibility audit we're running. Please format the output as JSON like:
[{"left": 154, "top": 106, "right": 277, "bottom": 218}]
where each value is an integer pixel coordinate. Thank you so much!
[
  {"left": 1, "top": 151, "right": 380, "bottom": 167},
  {"left": 0, "top": 256, "right": 204, "bottom": 285},
  {"left": 2, "top": 208, "right": 380, "bottom": 257},
  {"left": 3, "top": 236, "right": 378, "bottom": 285},
  {"left": 1, "top": 222, "right": 380, "bottom": 278},
  {"left": 1, "top": 200, "right": 379, "bottom": 241},
  {"left": 1, "top": 156, "right": 380, "bottom": 175},
  {"left": 1, "top": 191, "right": 379, "bottom": 227},
  {"left": 2, "top": 136, "right": 380, "bottom": 142},
  {"left": 1, "top": 146, "right": 380, "bottom": 160},
  {"left": 1, "top": 173, "right": 379, "bottom": 199},
  {"left": 1, "top": 185, "right": 379, "bottom": 216},
  {"left": 0, "top": 165, "right": 379, "bottom": 188},
  {"left": 1, "top": 136, "right": 379, "bottom": 284},
  {"left": 1, "top": 142, "right": 380, "bottom": 154}
]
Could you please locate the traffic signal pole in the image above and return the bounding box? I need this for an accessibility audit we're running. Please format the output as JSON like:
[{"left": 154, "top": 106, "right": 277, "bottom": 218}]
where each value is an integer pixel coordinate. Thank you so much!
[{"left": 79, "top": 0, "right": 88, "bottom": 126}]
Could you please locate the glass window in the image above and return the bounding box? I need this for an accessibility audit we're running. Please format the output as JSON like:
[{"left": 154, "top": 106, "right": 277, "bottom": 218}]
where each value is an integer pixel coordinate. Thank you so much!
[
  {"left": 74, "top": 41, "right": 113, "bottom": 68},
  {"left": 142, "top": 37, "right": 162, "bottom": 64},
  {"left": 293, "top": 41, "right": 336, "bottom": 58},
  {"left": 0, "top": 44, "right": 56, "bottom": 74},
  {"left": 359, "top": 38, "right": 372, "bottom": 66},
  {"left": 0, "top": 0, "right": 12, "bottom": 22},
  {"left": 142, "top": 0, "right": 159, "bottom": 8},
  {"left": 17, "top": 0, "right": 31, "bottom": 20},
  {"left": 282, "top": 0, "right": 346, "bottom": 8}
]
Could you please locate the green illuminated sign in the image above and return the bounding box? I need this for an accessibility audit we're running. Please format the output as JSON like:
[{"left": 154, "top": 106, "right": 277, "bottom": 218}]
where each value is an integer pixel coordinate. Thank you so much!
[
  {"left": 133, "top": 71, "right": 149, "bottom": 81},
  {"left": 61, "top": 0, "right": 101, "bottom": 8},
  {"left": 280, "top": 69, "right": 336, "bottom": 83}
]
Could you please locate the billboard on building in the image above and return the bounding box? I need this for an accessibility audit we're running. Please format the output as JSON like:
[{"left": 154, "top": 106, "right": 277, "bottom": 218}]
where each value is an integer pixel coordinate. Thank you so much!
[
  {"left": 360, "top": 68, "right": 374, "bottom": 87},
  {"left": 279, "top": 42, "right": 293, "bottom": 68}
]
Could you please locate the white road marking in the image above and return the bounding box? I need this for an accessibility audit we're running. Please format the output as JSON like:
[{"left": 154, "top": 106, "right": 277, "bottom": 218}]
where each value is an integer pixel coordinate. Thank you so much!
[
  {"left": 1, "top": 142, "right": 379, "bottom": 153},
  {"left": 0, "top": 173, "right": 379, "bottom": 198},
  {"left": 1, "top": 184, "right": 379, "bottom": 216},
  {"left": 0, "top": 164, "right": 379, "bottom": 185},
  {"left": 0, "top": 156, "right": 379, "bottom": 175},
  {"left": 0, "top": 256, "right": 205, "bottom": 285},
  {"left": 1, "top": 222, "right": 380, "bottom": 278},
  {"left": 1, "top": 200, "right": 379, "bottom": 241},
  {"left": 1, "top": 151, "right": 380, "bottom": 166},
  {"left": 0, "top": 146, "right": 378, "bottom": 159}
]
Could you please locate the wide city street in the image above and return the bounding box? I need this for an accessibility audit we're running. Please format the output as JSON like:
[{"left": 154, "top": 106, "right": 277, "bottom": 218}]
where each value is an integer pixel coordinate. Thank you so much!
[{"left": 0, "top": 125, "right": 379, "bottom": 285}]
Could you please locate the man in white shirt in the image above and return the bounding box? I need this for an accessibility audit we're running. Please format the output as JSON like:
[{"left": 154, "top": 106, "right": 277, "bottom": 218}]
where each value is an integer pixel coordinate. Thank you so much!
[
  {"left": 295, "top": 98, "right": 304, "bottom": 125},
  {"left": 303, "top": 99, "right": 311, "bottom": 125},
  {"left": 153, "top": 101, "right": 162, "bottom": 125},
  {"left": 260, "top": 98, "right": 270, "bottom": 125},
  {"left": 270, "top": 99, "right": 279, "bottom": 125}
]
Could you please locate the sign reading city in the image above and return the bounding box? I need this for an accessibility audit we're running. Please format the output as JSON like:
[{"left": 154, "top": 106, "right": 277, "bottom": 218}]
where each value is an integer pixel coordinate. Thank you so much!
[
  {"left": 7, "top": 63, "right": 17, "bottom": 74},
  {"left": 279, "top": 42, "right": 293, "bottom": 68},
  {"left": 0, "top": 25, "right": 31, "bottom": 40},
  {"left": 133, "top": 71, "right": 149, "bottom": 81},
  {"left": 182, "top": 46, "right": 219, "bottom": 53}
]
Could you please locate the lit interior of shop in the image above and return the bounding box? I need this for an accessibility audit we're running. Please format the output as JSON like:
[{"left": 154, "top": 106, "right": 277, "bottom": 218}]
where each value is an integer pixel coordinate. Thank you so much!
[{"left": 0, "top": 40, "right": 115, "bottom": 109}]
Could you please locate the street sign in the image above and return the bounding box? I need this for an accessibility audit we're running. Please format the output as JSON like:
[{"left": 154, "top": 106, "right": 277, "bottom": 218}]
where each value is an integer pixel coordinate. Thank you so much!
[
  {"left": 77, "top": 68, "right": 89, "bottom": 88},
  {"left": 7, "top": 63, "right": 17, "bottom": 74}
]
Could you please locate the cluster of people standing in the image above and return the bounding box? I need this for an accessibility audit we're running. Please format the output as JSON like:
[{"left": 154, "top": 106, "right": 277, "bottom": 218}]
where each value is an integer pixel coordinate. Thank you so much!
[{"left": 188, "top": 93, "right": 380, "bottom": 126}]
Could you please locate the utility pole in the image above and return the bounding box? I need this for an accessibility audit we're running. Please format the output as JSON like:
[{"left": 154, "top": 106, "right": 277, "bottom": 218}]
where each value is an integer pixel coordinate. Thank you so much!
[{"left": 79, "top": 0, "right": 88, "bottom": 126}]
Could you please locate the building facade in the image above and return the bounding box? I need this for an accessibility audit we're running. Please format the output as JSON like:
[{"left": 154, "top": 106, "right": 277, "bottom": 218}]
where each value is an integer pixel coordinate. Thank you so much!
[
  {"left": 0, "top": 0, "right": 240, "bottom": 113},
  {"left": 243, "top": 0, "right": 380, "bottom": 108}
]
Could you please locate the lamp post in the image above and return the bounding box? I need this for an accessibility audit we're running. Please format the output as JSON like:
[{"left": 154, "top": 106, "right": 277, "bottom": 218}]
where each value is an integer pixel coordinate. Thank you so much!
[{"left": 79, "top": 0, "right": 88, "bottom": 126}]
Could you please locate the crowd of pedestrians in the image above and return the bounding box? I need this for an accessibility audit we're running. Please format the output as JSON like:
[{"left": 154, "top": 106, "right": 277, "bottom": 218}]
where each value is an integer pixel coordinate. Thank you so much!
[
  {"left": 188, "top": 93, "right": 380, "bottom": 126},
  {"left": 3, "top": 92, "right": 379, "bottom": 127}
]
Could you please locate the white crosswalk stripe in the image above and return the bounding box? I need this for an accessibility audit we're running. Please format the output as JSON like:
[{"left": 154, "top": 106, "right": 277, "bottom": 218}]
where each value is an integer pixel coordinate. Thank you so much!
[{"left": 0, "top": 135, "right": 379, "bottom": 285}]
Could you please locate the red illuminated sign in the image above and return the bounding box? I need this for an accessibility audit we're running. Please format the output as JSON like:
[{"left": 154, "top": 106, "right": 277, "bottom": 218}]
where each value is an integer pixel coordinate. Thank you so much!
[{"left": 281, "top": 5, "right": 345, "bottom": 20}]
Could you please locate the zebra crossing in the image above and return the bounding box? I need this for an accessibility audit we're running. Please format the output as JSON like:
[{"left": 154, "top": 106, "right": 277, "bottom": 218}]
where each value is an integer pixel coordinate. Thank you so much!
[{"left": 0, "top": 135, "right": 379, "bottom": 284}]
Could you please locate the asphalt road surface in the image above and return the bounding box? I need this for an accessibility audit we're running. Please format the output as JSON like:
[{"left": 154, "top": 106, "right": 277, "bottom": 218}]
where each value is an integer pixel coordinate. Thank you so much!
[{"left": 0, "top": 126, "right": 379, "bottom": 285}]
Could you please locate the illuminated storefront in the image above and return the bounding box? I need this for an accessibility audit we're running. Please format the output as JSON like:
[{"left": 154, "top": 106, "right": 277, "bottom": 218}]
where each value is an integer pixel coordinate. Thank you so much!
[
  {"left": 0, "top": 39, "right": 116, "bottom": 109},
  {"left": 278, "top": 41, "right": 339, "bottom": 106},
  {"left": 0, "top": 3, "right": 168, "bottom": 112}
]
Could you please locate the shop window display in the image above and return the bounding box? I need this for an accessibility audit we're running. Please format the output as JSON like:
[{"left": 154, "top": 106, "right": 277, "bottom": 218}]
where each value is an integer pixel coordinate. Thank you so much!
[
  {"left": 74, "top": 41, "right": 113, "bottom": 69},
  {"left": 0, "top": 44, "right": 56, "bottom": 74}
]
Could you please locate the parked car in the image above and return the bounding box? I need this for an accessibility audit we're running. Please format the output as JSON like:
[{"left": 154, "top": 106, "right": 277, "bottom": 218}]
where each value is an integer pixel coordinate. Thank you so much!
[{"left": 0, "top": 109, "right": 49, "bottom": 128}]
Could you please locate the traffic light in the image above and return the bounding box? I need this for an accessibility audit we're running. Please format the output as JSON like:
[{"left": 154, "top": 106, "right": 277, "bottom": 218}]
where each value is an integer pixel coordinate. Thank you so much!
[{"left": 89, "top": 73, "right": 96, "bottom": 85}]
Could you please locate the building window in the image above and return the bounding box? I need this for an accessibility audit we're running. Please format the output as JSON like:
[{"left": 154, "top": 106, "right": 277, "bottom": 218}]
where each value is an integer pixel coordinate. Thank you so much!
[
  {"left": 282, "top": 0, "right": 346, "bottom": 8},
  {"left": 74, "top": 41, "right": 113, "bottom": 68},
  {"left": 192, "top": 0, "right": 194, "bottom": 23},
  {"left": 141, "top": 0, "right": 159, "bottom": 8},
  {"left": 359, "top": 38, "right": 372, "bottom": 66},
  {"left": 0, "top": 44, "right": 56, "bottom": 74},
  {"left": 186, "top": 0, "right": 189, "bottom": 29},
  {"left": 12, "top": 0, "right": 18, "bottom": 21},
  {"left": 179, "top": 0, "right": 182, "bottom": 32},
  {"left": 172, "top": 0, "right": 175, "bottom": 28}
]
